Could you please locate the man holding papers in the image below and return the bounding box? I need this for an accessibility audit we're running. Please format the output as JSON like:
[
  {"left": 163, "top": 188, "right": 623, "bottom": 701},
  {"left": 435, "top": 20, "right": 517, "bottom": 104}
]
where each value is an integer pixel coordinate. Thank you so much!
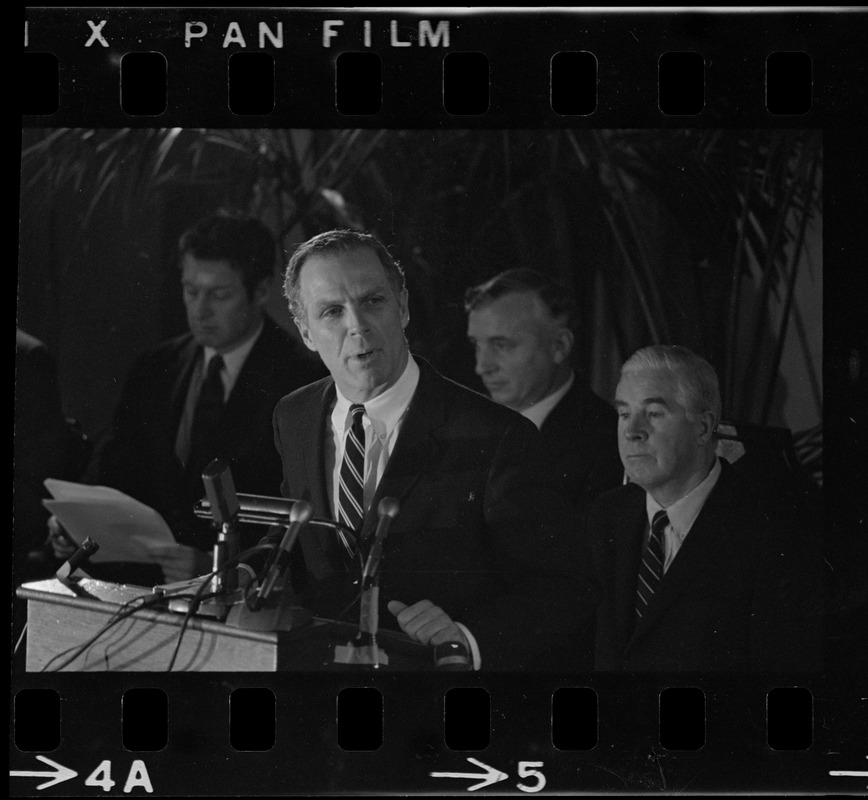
[{"left": 50, "top": 210, "right": 323, "bottom": 583}]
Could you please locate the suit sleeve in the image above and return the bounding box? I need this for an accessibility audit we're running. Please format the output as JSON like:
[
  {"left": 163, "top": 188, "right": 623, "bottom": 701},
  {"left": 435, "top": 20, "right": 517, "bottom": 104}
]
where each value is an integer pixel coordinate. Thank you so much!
[
  {"left": 462, "top": 417, "right": 599, "bottom": 670},
  {"left": 92, "top": 353, "right": 155, "bottom": 497},
  {"left": 748, "top": 517, "right": 825, "bottom": 671}
]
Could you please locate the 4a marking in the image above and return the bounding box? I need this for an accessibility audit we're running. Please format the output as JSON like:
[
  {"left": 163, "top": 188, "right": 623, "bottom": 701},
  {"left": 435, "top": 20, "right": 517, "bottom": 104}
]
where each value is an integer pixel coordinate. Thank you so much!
[{"left": 10, "top": 758, "right": 153, "bottom": 793}]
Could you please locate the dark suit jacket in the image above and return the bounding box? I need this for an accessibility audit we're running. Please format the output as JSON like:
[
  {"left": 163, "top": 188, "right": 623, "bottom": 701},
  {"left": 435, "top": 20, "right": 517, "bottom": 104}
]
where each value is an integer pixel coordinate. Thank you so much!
[
  {"left": 14, "top": 330, "right": 70, "bottom": 574},
  {"left": 272, "top": 358, "right": 597, "bottom": 670},
  {"left": 589, "top": 459, "right": 823, "bottom": 672},
  {"left": 95, "top": 316, "right": 325, "bottom": 553},
  {"left": 539, "top": 380, "right": 623, "bottom": 517}
]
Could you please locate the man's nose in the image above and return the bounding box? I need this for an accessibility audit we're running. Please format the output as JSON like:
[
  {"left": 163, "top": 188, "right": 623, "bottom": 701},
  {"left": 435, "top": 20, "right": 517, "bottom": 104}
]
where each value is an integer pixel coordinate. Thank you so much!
[
  {"left": 190, "top": 295, "right": 212, "bottom": 319},
  {"left": 475, "top": 348, "right": 496, "bottom": 375},
  {"left": 623, "top": 416, "right": 647, "bottom": 440},
  {"left": 346, "top": 304, "right": 371, "bottom": 335}
]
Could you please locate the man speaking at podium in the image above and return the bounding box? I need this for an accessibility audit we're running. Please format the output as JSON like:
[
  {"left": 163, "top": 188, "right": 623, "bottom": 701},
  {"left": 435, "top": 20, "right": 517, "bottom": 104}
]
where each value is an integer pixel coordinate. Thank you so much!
[{"left": 274, "top": 230, "right": 596, "bottom": 670}]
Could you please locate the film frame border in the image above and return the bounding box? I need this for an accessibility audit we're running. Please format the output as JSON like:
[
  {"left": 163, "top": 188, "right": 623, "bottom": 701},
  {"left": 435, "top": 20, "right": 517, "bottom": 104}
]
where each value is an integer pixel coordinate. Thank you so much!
[{"left": 14, "top": 5, "right": 868, "bottom": 796}]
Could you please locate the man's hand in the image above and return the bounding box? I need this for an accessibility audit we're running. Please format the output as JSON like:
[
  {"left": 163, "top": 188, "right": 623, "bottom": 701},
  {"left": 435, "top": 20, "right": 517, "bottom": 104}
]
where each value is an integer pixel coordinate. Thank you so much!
[
  {"left": 46, "top": 516, "right": 77, "bottom": 560},
  {"left": 387, "top": 599, "right": 470, "bottom": 650},
  {"left": 148, "top": 544, "right": 211, "bottom": 583}
]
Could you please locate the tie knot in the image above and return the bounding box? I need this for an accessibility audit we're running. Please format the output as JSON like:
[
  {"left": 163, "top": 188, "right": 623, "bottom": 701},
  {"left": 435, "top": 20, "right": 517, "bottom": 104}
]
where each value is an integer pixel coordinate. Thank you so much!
[
  {"left": 206, "top": 354, "right": 224, "bottom": 376},
  {"left": 350, "top": 403, "right": 366, "bottom": 420},
  {"left": 652, "top": 509, "right": 669, "bottom": 535}
]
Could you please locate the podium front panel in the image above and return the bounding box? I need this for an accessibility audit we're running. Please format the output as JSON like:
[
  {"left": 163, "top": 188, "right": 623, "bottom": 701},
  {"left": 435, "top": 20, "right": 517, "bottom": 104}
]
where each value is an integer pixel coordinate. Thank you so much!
[{"left": 17, "top": 579, "right": 432, "bottom": 672}]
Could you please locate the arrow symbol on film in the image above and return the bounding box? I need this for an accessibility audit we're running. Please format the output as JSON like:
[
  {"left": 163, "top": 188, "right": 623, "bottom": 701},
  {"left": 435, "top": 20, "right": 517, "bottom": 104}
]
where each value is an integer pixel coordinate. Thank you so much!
[
  {"left": 829, "top": 754, "right": 868, "bottom": 779},
  {"left": 430, "top": 757, "right": 508, "bottom": 791},
  {"left": 10, "top": 755, "right": 78, "bottom": 790}
]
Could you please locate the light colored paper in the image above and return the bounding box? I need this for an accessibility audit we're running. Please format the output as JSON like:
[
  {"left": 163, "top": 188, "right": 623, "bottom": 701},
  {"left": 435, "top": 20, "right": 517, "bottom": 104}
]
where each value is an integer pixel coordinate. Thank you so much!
[{"left": 43, "top": 479, "right": 176, "bottom": 563}]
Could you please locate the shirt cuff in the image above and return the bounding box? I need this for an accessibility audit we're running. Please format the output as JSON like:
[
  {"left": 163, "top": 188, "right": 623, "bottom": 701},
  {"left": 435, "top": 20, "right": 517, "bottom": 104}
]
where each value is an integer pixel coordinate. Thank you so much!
[{"left": 455, "top": 622, "right": 482, "bottom": 670}]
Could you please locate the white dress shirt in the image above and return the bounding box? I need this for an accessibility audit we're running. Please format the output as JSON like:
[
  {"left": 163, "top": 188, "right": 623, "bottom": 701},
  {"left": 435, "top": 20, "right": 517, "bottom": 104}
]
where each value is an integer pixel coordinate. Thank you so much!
[
  {"left": 327, "top": 355, "right": 420, "bottom": 517},
  {"left": 519, "top": 371, "right": 574, "bottom": 430},
  {"left": 644, "top": 457, "right": 722, "bottom": 572}
]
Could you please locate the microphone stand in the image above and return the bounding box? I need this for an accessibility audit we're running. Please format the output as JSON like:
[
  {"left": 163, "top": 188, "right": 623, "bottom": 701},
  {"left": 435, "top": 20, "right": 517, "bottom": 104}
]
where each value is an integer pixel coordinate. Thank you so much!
[
  {"left": 55, "top": 537, "right": 100, "bottom": 590},
  {"left": 223, "top": 501, "right": 313, "bottom": 632},
  {"left": 333, "top": 497, "right": 399, "bottom": 668},
  {"left": 192, "top": 459, "right": 243, "bottom": 620},
  {"left": 355, "top": 577, "right": 383, "bottom": 668}
]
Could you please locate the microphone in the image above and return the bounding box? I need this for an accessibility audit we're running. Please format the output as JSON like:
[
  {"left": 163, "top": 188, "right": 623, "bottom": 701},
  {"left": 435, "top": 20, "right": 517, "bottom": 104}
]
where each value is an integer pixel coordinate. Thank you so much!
[
  {"left": 194, "top": 493, "right": 296, "bottom": 525},
  {"left": 348, "top": 498, "right": 399, "bottom": 668},
  {"left": 55, "top": 537, "right": 100, "bottom": 582},
  {"left": 194, "top": 493, "right": 356, "bottom": 558},
  {"left": 201, "top": 459, "right": 241, "bottom": 597},
  {"left": 361, "top": 497, "right": 399, "bottom": 589},
  {"left": 201, "top": 458, "right": 240, "bottom": 527},
  {"left": 252, "top": 500, "right": 313, "bottom": 611}
]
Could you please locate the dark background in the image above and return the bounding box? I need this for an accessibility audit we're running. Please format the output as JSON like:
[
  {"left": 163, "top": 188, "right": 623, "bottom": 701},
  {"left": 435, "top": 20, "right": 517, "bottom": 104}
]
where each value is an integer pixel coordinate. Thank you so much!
[{"left": 18, "top": 127, "right": 825, "bottom": 470}]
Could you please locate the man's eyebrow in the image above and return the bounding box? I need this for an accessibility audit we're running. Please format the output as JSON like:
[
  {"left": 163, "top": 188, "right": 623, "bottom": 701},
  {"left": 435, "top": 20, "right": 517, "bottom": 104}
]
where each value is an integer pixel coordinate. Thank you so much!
[
  {"left": 311, "top": 295, "right": 341, "bottom": 309},
  {"left": 467, "top": 334, "right": 510, "bottom": 342},
  {"left": 614, "top": 396, "right": 671, "bottom": 407},
  {"left": 182, "top": 280, "right": 236, "bottom": 289}
]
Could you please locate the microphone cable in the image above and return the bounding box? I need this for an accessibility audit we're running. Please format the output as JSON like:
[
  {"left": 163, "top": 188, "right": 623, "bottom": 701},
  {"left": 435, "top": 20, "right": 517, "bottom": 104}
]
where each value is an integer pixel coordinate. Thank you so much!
[
  {"left": 40, "top": 591, "right": 185, "bottom": 673},
  {"left": 165, "top": 542, "right": 275, "bottom": 671}
]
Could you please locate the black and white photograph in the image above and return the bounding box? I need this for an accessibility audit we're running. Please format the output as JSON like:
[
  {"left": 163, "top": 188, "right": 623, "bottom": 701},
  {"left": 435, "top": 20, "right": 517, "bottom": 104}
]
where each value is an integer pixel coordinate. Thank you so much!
[{"left": 13, "top": 7, "right": 868, "bottom": 797}]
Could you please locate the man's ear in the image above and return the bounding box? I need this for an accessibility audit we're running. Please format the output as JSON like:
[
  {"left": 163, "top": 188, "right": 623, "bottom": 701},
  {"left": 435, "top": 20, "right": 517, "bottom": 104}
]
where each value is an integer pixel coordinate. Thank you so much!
[
  {"left": 399, "top": 288, "right": 410, "bottom": 330},
  {"left": 551, "top": 328, "right": 574, "bottom": 365},
  {"left": 252, "top": 277, "right": 271, "bottom": 308},
  {"left": 696, "top": 410, "right": 716, "bottom": 444},
  {"left": 294, "top": 316, "right": 317, "bottom": 352}
]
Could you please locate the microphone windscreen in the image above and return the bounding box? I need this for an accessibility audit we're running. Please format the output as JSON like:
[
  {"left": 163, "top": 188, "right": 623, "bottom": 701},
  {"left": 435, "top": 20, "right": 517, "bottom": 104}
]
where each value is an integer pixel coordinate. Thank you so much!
[
  {"left": 377, "top": 497, "right": 400, "bottom": 519},
  {"left": 201, "top": 458, "right": 240, "bottom": 525}
]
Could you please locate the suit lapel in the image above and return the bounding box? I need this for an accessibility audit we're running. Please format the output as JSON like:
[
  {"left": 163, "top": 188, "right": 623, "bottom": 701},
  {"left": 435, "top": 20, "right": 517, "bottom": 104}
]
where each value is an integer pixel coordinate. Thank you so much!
[
  {"left": 541, "top": 381, "right": 581, "bottom": 431},
  {"left": 304, "top": 380, "right": 334, "bottom": 517},
  {"left": 538, "top": 382, "right": 574, "bottom": 455},
  {"left": 293, "top": 378, "right": 346, "bottom": 580},
  {"left": 629, "top": 462, "right": 734, "bottom": 642},
  {"left": 613, "top": 490, "right": 648, "bottom": 651},
  {"left": 363, "top": 361, "right": 442, "bottom": 540},
  {"left": 170, "top": 338, "right": 200, "bottom": 426},
  {"left": 220, "top": 331, "right": 269, "bottom": 451}
]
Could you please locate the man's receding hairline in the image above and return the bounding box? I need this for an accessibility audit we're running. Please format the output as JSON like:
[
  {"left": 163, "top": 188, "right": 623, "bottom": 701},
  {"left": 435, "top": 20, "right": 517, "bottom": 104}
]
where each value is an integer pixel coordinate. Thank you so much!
[
  {"left": 297, "top": 247, "right": 402, "bottom": 290},
  {"left": 471, "top": 288, "right": 569, "bottom": 328},
  {"left": 294, "top": 247, "right": 406, "bottom": 321},
  {"left": 617, "top": 369, "right": 692, "bottom": 409}
]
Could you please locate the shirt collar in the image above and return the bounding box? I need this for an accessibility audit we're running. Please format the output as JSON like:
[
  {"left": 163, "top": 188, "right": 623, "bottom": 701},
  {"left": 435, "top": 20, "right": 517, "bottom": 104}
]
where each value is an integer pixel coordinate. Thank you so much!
[
  {"left": 520, "top": 371, "right": 575, "bottom": 430},
  {"left": 332, "top": 354, "right": 420, "bottom": 435},
  {"left": 645, "top": 457, "right": 722, "bottom": 539},
  {"left": 203, "top": 320, "right": 263, "bottom": 383}
]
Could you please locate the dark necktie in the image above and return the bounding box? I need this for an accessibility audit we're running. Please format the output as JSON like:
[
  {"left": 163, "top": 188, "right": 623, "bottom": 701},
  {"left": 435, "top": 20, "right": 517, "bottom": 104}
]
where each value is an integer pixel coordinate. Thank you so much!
[
  {"left": 337, "top": 403, "right": 366, "bottom": 535},
  {"left": 635, "top": 509, "right": 668, "bottom": 623},
  {"left": 189, "top": 354, "right": 225, "bottom": 460}
]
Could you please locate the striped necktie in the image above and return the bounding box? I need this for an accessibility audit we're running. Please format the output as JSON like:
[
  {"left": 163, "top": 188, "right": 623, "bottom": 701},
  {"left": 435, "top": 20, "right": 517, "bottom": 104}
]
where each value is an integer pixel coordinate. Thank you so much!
[
  {"left": 337, "top": 403, "right": 366, "bottom": 536},
  {"left": 635, "top": 509, "right": 668, "bottom": 623}
]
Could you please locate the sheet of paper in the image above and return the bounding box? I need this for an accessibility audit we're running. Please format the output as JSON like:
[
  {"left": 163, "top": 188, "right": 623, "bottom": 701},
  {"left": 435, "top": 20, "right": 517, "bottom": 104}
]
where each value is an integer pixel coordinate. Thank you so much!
[{"left": 43, "top": 479, "right": 176, "bottom": 564}]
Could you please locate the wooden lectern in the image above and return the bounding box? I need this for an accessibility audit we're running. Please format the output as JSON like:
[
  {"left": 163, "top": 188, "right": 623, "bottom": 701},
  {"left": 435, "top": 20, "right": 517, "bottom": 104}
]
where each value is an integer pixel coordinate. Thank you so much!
[{"left": 16, "top": 578, "right": 433, "bottom": 672}]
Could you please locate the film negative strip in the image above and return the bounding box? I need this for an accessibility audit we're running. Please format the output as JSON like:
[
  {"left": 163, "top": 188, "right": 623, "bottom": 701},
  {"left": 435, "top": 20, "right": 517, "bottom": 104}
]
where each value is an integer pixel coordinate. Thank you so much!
[{"left": 14, "top": 5, "right": 868, "bottom": 796}]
